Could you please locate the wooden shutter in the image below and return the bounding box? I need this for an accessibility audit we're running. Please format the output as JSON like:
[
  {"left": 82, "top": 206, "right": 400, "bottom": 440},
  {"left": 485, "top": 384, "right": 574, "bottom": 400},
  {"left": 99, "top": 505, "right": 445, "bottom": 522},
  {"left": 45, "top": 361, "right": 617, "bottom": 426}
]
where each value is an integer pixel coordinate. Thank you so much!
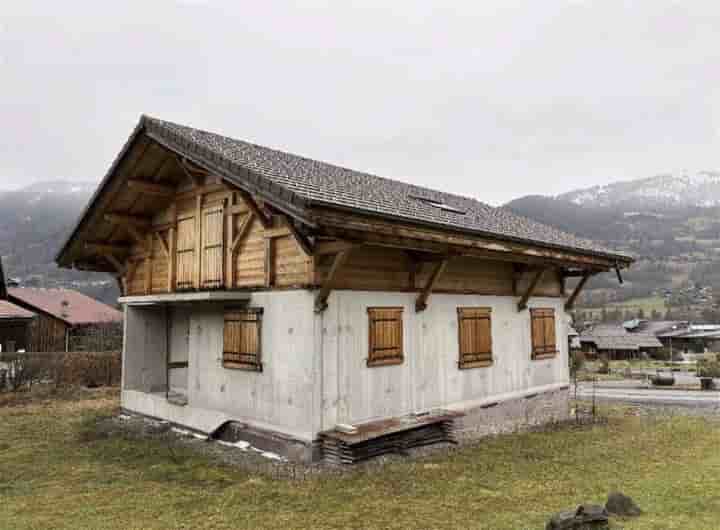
[
  {"left": 367, "top": 307, "right": 404, "bottom": 367},
  {"left": 457, "top": 307, "right": 492, "bottom": 368},
  {"left": 201, "top": 205, "right": 224, "bottom": 289},
  {"left": 531, "top": 308, "right": 557, "bottom": 359},
  {"left": 175, "top": 216, "right": 195, "bottom": 290},
  {"left": 223, "top": 308, "right": 263, "bottom": 371}
]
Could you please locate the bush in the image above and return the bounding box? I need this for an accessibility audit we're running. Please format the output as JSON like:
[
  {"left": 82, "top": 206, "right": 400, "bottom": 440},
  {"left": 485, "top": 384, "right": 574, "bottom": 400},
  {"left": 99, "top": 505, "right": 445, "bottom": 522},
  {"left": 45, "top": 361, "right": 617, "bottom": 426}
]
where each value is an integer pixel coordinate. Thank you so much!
[
  {"left": 597, "top": 354, "right": 610, "bottom": 374},
  {"left": 698, "top": 360, "right": 720, "bottom": 379},
  {"left": 570, "top": 350, "right": 586, "bottom": 375},
  {"left": 0, "top": 351, "right": 120, "bottom": 392}
]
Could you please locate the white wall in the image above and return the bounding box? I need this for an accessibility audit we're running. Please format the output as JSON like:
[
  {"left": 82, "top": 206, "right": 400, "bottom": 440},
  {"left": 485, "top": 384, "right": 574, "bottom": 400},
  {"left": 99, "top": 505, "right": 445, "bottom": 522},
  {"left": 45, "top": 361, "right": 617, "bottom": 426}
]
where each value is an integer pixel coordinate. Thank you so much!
[
  {"left": 319, "top": 291, "right": 569, "bottom": 431},
  {"left": 122, "top": 291, "right": 318, "bottom": 441},
  {"left": 122, "top": 289, "right": 569, "bottom": 442}
]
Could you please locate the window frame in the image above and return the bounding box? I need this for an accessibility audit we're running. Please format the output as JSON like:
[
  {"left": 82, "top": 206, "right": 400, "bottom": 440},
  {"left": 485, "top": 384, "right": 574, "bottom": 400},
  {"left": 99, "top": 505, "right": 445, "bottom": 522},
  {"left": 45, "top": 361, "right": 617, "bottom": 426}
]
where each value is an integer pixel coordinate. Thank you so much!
[
  {"left": 457, "top": 307, "right": 493, "bottom": 369},
  {"left": 530, "top": 308, "right": 558, "bottom": 360},
  {"left": 222, "top": 307, "right": 264, "bottom": 372},
  {"left": 367, "top": 307, "right": 404, "bottom": 367}
]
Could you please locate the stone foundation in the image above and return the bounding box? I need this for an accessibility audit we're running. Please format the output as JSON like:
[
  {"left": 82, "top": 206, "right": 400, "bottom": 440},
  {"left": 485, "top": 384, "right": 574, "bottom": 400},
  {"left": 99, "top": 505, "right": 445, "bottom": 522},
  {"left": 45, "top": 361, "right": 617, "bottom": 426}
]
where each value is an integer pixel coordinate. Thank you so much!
[{"left": 453, "top": 387, "right": 570, "bottom": 441}]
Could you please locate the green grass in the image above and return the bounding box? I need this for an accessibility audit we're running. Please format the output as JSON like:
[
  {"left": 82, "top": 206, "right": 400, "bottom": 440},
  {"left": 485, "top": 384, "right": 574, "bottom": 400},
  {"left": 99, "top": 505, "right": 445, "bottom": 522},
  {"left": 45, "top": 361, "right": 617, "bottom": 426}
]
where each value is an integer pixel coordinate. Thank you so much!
[{"left": 1, "top": 389, "right": 720, "bottom": 529}]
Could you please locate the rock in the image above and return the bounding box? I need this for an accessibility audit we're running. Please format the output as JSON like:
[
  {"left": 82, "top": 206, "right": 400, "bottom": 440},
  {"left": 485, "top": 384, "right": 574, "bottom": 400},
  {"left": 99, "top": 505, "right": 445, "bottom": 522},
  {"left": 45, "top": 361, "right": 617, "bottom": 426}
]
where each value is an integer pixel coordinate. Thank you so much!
[
  {"left": 546, "top": 504, "right": 609, "bottom": 529},
  {"left": 606, "top": 491, "right": 642, "bottom": 517}
]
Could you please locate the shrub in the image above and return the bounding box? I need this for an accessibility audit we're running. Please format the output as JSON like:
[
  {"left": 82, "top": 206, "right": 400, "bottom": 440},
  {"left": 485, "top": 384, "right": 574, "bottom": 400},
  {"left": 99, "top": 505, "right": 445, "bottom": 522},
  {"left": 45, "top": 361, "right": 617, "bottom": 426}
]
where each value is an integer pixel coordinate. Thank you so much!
[
  {"left": 570, "top": 350, "right": 586, "bottom": 375},
  {"left": 597, "top": 354, "right": 610, "bottom": 374},
  {"left": 697, "top": 360, "right": 720, "bottom": 379}
]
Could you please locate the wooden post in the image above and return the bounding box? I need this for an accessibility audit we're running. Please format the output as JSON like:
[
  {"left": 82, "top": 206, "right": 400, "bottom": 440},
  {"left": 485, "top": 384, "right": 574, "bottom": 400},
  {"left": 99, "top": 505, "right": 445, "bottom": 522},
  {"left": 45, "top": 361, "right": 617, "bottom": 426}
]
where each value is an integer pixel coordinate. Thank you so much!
[
  {"left": 194, "top": 194, "right": 202, "bottom": 290},
  {"left": 415, "top": 258, "right": 449, "bottom": 312},
  {"left": 264, "top": 238, "right": 274, "bottom": 288},
  {"left": 144, "top": 233, "right": 153, "bottom": 295},
  {"left": 517, "top": 268, "right": 546, "bottom": 311},
  {"left": 168, "top": 226, "right": 176, "bottom": 292},
  {"left": 225, "top": 198, "right": 235, "bottom": 289}
]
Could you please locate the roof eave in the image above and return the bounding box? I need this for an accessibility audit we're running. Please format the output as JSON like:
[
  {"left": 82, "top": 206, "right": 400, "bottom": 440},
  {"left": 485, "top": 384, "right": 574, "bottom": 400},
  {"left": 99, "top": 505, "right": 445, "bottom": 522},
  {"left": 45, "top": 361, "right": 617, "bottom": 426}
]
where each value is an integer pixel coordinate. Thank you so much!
[{"left": 307, "top": 200, "right": 634, "bottom": 268}]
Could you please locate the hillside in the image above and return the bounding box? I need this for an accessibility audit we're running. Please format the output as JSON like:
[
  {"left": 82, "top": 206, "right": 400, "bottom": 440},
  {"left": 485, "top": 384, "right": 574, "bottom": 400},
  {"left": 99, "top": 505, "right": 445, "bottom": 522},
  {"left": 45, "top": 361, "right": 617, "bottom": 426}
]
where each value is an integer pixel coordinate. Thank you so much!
[
  {"left": 506, "top": 171, "right": 720, "bottom": 321},
  {"left": 0, "top": 181, "right": 119, "bottom": 305}
]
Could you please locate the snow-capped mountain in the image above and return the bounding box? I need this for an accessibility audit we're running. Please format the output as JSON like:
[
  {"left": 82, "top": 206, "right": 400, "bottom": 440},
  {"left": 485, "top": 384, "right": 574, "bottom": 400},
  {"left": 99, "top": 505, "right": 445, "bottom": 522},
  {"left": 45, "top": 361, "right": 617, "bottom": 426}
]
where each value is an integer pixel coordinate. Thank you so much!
[{"left": 559, "top": 171, "right": 720, "bottom": 209}]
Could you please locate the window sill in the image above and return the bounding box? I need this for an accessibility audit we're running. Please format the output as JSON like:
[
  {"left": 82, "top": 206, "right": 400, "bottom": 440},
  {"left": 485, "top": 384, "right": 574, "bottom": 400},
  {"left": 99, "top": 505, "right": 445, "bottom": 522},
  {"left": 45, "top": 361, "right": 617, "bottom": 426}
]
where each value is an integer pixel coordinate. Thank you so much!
[
  {"left": 532, "top": 352, "right": 558, "bottom": 361},
  {"left": 459, "top": 360, "right": 493, "bottom": 369},
  {"left": 223, "top": 361, "right": 263, "bottom": 372},
  {"left": 367, "top": 357, "right": 404, "bottom": 368}
]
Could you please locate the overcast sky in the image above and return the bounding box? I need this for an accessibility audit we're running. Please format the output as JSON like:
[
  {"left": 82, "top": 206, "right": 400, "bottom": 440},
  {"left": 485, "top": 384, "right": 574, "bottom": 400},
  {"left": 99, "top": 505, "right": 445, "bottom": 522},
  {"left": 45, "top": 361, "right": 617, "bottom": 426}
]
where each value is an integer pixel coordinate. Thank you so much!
[{"left": 2, "top": 1, "right": 719, "bottom": 205}]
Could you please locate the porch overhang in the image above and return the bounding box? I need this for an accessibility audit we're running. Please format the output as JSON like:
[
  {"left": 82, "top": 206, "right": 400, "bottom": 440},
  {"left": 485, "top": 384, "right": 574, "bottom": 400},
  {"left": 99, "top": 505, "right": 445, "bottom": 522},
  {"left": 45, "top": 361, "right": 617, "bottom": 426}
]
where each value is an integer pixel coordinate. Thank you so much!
[{"left": 119, "top": 291, "right": 251, "bottom": 306}]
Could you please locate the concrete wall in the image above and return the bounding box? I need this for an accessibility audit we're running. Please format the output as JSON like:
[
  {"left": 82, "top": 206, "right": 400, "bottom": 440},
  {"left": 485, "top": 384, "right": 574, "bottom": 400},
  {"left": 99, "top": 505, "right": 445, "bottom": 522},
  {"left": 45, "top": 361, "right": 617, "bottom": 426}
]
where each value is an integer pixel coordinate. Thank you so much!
[
  {"left": 320, "top": 291, "right": 570, "bottom": 432},
  {"left": 122, "top": 289, "right": 570, "bottom": 446},
  {"left": 122, "top": 291, "right": 318, "bottom": 442}
]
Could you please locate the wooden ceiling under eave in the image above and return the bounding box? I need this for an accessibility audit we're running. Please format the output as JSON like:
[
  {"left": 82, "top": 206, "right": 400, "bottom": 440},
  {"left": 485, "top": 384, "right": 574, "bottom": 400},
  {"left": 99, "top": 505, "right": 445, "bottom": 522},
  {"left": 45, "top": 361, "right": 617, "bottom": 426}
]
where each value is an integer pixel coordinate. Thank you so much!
[{"left": 64, "top": 135, "right": 190, "bottom": 273}]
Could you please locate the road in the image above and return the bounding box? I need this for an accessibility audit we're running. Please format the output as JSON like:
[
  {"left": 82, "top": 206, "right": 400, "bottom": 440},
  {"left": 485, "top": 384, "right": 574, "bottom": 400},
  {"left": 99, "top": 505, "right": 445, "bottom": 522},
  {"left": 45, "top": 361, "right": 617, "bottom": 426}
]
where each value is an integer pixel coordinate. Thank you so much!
[{"left": 576, "top": 380, "right": 720, "bottom": 408}]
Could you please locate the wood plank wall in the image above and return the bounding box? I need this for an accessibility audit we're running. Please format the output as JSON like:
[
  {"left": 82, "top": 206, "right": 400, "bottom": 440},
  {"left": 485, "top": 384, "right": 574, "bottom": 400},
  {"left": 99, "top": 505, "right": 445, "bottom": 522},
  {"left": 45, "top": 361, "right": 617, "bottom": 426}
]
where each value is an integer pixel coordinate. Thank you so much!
[
  {"left": 120, "top": 176, "right": 562, "bottom": 298},
  {"left": 123, "top": 177, "right": 313, "bottom": 295}
]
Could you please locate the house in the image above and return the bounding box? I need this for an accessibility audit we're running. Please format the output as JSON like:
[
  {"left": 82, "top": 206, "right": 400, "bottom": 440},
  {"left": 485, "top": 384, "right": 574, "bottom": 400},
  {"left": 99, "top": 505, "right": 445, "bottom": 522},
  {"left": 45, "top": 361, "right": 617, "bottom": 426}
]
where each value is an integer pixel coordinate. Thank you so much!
[
  {"left": 579, "top": 324, "right": 663, "bottom": 360},
  {"left": 6, "top": 287, "right": 122, "bottom": 352},
  {"left": 0, "top": 258, "right": 36, "bottom": 352},
  {"left": 55, "top": 116, "right": 632, "bottom": 462}
]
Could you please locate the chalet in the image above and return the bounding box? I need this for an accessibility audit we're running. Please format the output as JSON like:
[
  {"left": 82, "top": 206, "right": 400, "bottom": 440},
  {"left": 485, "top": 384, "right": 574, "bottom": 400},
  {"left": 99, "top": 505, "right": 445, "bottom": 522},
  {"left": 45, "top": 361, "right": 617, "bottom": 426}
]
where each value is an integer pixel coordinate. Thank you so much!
[
  {"left": 6, "top": 287, "right": 122, "bottom": 352},
  {"left": 56, "top": 116, "right": 632, "bottom": 462}
]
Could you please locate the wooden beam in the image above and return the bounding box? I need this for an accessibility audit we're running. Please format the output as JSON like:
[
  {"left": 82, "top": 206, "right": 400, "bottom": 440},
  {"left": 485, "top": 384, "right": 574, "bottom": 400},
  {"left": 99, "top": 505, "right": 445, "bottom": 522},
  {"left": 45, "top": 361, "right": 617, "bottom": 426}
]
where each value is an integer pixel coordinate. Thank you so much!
[
  {"left": 564, "top": 271, "right": 591, "bottom": 311},
  {"left": 102, "top": 253, "right": 126, "bottom": 275},
  {"left": 168, "top": 226, "right": 176, "bottom": 292},
  {"left": 238, "top": 190, "right": 271, "bottom": 229},
  {"left": 85, "top": 242, "right": 130, "bottom": 255},
  {"left": 517, "top": 268, "right": 547, "bottom": 312},
  {"left": 144, "top": 233, "right": 153, "bottom": 295},
  {"left": 314, "top": 240, "right": 357, "bottom": 255},
  {"left": 231, "top": 213, "right": 255, "bottom": 254},
  {"left": 264, "top": 238, "right": 274, "bottom": 288},
  {"left": 127, "top": 179, "right": 176, "bottom": 197},
  {"left": 415, "top": 258, "right": 449, "bottom": 312},
  {"left": 104, "top": 213, "right": 151, "bottom": 230},
  {"left": 284, "top": 217, "right": 314, "bottom": 256},
  {"left": 194, "top": 194, "right": 202, "bottom": 289},
  {"left": 314, "top": 248, "right": 352, "bottom": 313},
  {"left": 155, "top": 231, "right": 170, "bottom": 258}
]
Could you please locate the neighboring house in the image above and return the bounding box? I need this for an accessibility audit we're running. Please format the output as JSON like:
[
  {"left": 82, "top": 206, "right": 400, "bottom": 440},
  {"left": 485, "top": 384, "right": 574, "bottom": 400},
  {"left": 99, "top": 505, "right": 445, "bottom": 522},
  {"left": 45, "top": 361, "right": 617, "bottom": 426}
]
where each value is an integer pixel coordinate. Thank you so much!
[
  {"left": 579, "top": 323, "right": 663, "bottom": 359},
  {"left": 0, "top": 257, "right": 36, "bottom": 352},
  {"left": 55, "top": 115, "right": 632, "bottom": 462},
  {"left": 6, "top": 288, "right": 122, "bottom": 352},
  {"left": 0, "top": 300, "right": 36, "bottom": 352}
]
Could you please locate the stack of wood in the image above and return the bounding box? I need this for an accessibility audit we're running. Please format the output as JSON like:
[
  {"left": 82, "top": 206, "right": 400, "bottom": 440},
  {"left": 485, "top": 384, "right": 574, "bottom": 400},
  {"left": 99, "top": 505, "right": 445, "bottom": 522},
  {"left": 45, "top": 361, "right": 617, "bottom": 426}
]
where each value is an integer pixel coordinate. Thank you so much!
[{"left": 320, "top": 411, "right": 463, "bottom": 465}]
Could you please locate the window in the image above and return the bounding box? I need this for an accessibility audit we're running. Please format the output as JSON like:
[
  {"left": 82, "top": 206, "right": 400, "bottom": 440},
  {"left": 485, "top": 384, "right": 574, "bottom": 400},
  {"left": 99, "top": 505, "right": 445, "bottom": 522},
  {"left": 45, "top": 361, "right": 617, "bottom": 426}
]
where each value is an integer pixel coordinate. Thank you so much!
[
  {"left": 223, "top": 308, "right": 263, "bottom": 371},
  {"left": 367, "top": 307, "right": 404, "bottom": 367},
  {"left": 457, "top": 307, "right": 493, "bottom": 368},
  {"left": 530, "top": 308, "right": 557, "bottom": 360},
  {"left": 408, "top": 195, "right": 467, "bottom": 215}
]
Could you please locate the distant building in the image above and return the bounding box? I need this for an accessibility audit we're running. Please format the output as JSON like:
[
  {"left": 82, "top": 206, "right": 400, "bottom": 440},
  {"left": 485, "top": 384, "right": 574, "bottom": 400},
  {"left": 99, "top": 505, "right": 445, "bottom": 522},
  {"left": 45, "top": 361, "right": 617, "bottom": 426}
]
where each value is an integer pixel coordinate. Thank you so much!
[
  {"left": 6, "top": 288, "right": 122, "bottom": 352},
  {"left": 579, "top": 323, "right": 663, "bottom": 359}
]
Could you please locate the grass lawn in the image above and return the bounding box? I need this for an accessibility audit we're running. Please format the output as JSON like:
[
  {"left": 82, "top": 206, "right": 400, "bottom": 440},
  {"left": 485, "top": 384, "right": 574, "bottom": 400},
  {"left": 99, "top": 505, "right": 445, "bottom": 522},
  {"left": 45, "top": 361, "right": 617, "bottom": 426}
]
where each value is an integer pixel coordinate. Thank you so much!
[
  {"left": 1, "top": 389, "right": 719, "bottom": 529},
  {"left": 579, "top": 296, "right": 667, "bottom": 320}
]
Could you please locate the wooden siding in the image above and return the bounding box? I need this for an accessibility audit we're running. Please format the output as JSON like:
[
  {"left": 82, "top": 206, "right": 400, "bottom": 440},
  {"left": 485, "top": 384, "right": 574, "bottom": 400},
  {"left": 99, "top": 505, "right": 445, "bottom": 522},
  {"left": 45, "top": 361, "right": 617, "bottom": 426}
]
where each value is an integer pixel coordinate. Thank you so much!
[
  {"left": 314, "top": 246, "right": 564, "bottom": 297},
  {"left": 29, "top": 314, "right": 68, "bottom": 352},
  {"left": 122, "top": 181, "right": 314, "bottom": 295}
]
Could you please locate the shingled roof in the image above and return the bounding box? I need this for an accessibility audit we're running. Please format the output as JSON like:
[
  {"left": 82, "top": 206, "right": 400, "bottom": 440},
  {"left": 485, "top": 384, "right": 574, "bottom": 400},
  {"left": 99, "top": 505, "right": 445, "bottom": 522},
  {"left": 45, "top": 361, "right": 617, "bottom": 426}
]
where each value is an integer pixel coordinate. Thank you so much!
[
  {"left": 145, "top": 117, "right": 631, "bottom": 262},
  {"left": 58, "top": 115, "right": 633, "bottom": 266},
  {"left": 8, "top": 288, "right": 122, "bottom": 326}
]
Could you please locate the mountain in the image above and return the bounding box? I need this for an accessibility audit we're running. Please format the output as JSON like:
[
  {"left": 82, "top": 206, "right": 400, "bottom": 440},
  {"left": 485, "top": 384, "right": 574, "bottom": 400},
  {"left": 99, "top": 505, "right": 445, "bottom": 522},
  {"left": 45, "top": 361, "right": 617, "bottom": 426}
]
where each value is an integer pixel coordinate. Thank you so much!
[
  {"left": 0, "top": 180, "right": 120, "bottom": 305},
  {"left": 506, "top": 171, "right": 720, "bottom": 320}
]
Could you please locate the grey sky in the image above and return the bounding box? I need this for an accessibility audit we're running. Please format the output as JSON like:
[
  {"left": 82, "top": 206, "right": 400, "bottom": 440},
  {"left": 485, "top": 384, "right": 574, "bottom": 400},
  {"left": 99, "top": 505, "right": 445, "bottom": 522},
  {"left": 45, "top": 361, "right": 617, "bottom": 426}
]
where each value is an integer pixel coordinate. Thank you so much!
[{"left": 2, "top": 1, "right": 719, "bottom": 205}]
